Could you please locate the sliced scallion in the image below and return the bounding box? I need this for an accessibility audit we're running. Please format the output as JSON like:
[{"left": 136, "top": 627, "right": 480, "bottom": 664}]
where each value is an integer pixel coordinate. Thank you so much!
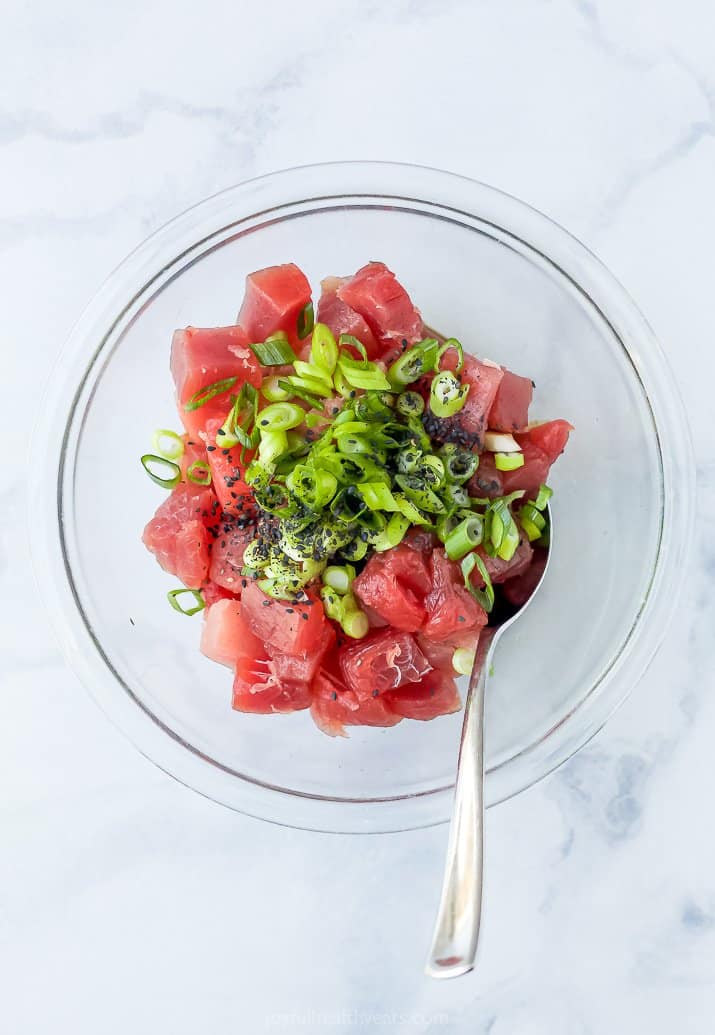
[
  {"left": 323, "top": 564, "right": 356, "bottom": 594},
  {"left": 310, "top": 322, "right": 338, "bottom": 374},
  {"left": 141, "top": 454, "right": 181, "bottom": 489},
  {"left": 297, "top": 300, "right": 314, "bottom": 340},
  {"left": 533, "top": 484, "right": 553, "bottom": 511},
  {"left": 494, "top": 451, "right": 525, "bottom": 472},
  {"left": 372, "top": 512, "right": 411, "bottom": 552},
  {"left": 261, "top": 376, "right": 291, "bottom": 402},
  {"left": 250, "top": 332, "right": 296, "bottom": 366},
  {"left": 186, "top": 459, "right": 212, "bottom": 485},
  {"left": 336, "top": 354, "right": 392, "bottom": 391},
  {"left": 436, "top": 338, "right": 464, "bottom": 374},
  {"left": 445, "top": 515, "right": 484, "bottom": 560},
  {"left": 429, "top": 371, "right": 470, "bottom": 418},
  {"left": 152, "top": 429, "right": 184, "bottom": 460},
  {"left": 184, "top": 376, "right": 238, "bottom": 412},
  {"left": 167, "top": 588, "right": 205, "bottom": 616},
  {"left": 461, "top": 552, "right": 495, "bottom": 612},
  {"left": 395, "top": 391, "right": 425, "bottom": 417},
  {"left": 256, "top": 402, "right": 306, "bottom": 432},
  {"left": 452, "top": 646, "right": 477, "bottom": 676}
]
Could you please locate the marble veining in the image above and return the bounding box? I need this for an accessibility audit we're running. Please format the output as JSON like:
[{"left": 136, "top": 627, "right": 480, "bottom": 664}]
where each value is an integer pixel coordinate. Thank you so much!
[{"left": 3, "top": 1, "right": 715, "bottom": 1032}]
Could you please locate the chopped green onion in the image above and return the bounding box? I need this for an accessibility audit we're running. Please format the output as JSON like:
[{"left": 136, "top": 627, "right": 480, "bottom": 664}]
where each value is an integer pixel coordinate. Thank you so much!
[
  {"left": 332, "top": 420, "right": 371, "bottom": 437},
  {"left": 416, "top": 454, "right": 445, "bottom": 488},
  {"left": 250, "top": 332, "right": 296, "bottom": 366},
  {"left": 323, "top": 565, "right": 356, "bottom": 594},
  {"left": 354, "top": 393, "right": 394, "bottom": 421},
  {"left": 394, "top": 474, "right": 445, "bottom": 513},
  {"left": 152, "top": 429, "right": 184, "bottom": 460},
  {"left": 445, "top": 515, "right": 484, "bottom": 560},
  {"left": 256, "top": 402, "right": 306, "bottom": 432},
  {"left": 488, "top": 498, "right": 519, "bottom": 561},
  {"left": 184, "top": 376, "right": 238, "bottom": 412},
  {"left": 310, "top": 322, "right": 338, "bottom": 374},
  {"left": 293, "top": 360, "right": 334, "bottom": 392},
  {"left": 461, "top": 553, "right": 495, "bottom": 612},
  {"left": 297, "top": 300, "right": 314, "bottom": 340},
  {"left": 396, "top": 442, "right": 422, "bottom": 474},
  {"left": 242, "top": 540, "right": 270, "bottom": 570},
  {"left": 340, "top": 592, "right": 370, "bottom": 639},
  {"left": 277, "top": 378, "right": 323, "bottom": 408},
  {"left": 440, "top": 444, "right": 480, "bottom": 483},
  {"left": 494, "top": 451, "right": 525, "bottom": 471},
  {"left": 436, "top": 338, "right": 465, "bottom": 374},
  {"left": 483, "top": 430, "right": 520, "bottom": 453},
  {"left": 320, "top": 584, "right": 344, "bottom": 622},
  {"left": 387, "top": 340, "right": 437, "bottom": 387},
  {"left": 218, "top": 383, "right": 259, "bottom": 448},
  {"left": 357, "top": 482, "right": 400, "bottom": 512},
  {"left": 393, "top": 493, "right": 432, "bottom": 526},
  {"left": 336, "top": 354, "right": 392, "bottom": 391},
  {"left": 429, "top": 371, "right": 470, "bottom": 418},
  {"left": 258, "top": 429, "right": 289, "bottom": 467},
  {"left": 519, "top": 502, "right": 547, "bottom": 542},
  {"left": 338, "top": 334, "right": 369, "bottom": 361},
  {"left": 261, "top": 376, "right": 291, "bottom": 402},
  {"left": 186, "top": 460, "right": 212, "bottom": 485},
  {"left": 141, "top": 454, "right": 181, "bottom": 489},
  {"left": 395, "top": 391, "right": 425, "bottom": 417},
  {"left": 533, "top": 484, "right": 553, "bottom": 511},
  {"left": 282, "top": 373, "right": 334, "bottom": 399},
  {"left": 167, "top": 588, "right": 205, "bottom": 616},
  {"left": 372, "top": 512, "right": 411, "bottom": 552},
  {"left": 452, "top": 646, "right": 476, "bottom": 676},
  {"left": 444, "top": 483, "right": 470, "bottom": 508},
  {"left": 340, "top": 537, "right": 369, "bottom": 562}
]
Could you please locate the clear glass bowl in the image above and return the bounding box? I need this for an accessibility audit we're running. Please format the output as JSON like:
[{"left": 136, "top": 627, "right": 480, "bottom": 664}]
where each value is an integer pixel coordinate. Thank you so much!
[{"left": 31, "top": 162, "right": 694, "bottom": 833}]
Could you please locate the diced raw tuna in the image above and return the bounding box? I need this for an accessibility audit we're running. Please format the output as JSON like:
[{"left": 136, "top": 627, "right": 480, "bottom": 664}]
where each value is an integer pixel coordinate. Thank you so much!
[
  {"left": 208, "top": 519, "right": 256, "bottom": 592},
  {"left": 476, "top": 530, "right": 533, "bottom": 584},
  {"left": 170, "top": 325, "right": 261, "bottom": 438},
  {"left": 337, "top": 262, "right": 423, "bottom": 352},
  {"left": 339, "top": 629, "right": 432, "bottom": 696},
  {"left": 421, "top": 549, "right": 488, "bottom": 643},
  {"left": 469, "top": 452, "right": 504, "bottom": 498},
  {"left": 500, "top": 419, "right": 573, "bottom": 496},
  {"left": 316, "top": 276, "right": 379, "bottom": 358},
  {"left": 502, "top": 549, "right": 549, "bottom": 608},
  {"left": 142, "top": 485, "right": 217, "bottom": 588},
  {"left": 200, "top": 598, "right": 247, "bottom": 668},
  {"left": 310, "top": 669, "right": 402, "bottom": 737},
  {"left": 353, "top": 544, "right": 432, "bottom": 633},
  {"left": 237, "top": 263, "right": 312, "bottom": 349},
  {"left": 488, "top": 368, "right": 533, "bottom": 432},
  {"left": 423, "top": 355, "right": 504, "bottom": 451},
  {"left": 201, "top": 417, "right": 255, "bottom": 515},
  {"left": 384, "top": 669, "right": 461, "bottom": 721},
  {"left": 240, "top": 581, "right": 327, "bottom": 656}
]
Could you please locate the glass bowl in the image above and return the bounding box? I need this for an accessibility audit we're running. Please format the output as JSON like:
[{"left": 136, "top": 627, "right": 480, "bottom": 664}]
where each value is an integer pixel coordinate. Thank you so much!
[{"left": 31, "top": 162, "right": 694, "bottom": 833}]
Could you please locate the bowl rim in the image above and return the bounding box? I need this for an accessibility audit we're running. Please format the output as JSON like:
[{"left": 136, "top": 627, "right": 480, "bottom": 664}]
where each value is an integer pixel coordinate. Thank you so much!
[{"left": 30, "top": 160, "right": 695, "bottom": 833}]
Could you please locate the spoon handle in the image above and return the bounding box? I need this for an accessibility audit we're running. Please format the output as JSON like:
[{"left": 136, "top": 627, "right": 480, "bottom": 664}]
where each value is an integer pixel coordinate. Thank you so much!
[{"left": 424, "top": 661, "right": 486, "bottom": 979}]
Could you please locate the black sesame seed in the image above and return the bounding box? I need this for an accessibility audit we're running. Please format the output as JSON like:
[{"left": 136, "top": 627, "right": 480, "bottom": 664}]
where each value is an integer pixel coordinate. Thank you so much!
[{"left": 129, "top": 617, "right": 135, "bottom": 626}]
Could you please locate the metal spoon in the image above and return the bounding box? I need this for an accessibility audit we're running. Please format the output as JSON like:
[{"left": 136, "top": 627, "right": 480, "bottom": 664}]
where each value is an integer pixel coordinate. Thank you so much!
[{"left": 424, "top": 515, "right": 552, "bottom": 979}]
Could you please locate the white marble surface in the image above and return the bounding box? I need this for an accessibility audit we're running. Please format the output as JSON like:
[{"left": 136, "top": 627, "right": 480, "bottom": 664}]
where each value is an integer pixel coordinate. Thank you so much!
[{"left": 3, "top": 1, "right": 715, "bottom": 1031}]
